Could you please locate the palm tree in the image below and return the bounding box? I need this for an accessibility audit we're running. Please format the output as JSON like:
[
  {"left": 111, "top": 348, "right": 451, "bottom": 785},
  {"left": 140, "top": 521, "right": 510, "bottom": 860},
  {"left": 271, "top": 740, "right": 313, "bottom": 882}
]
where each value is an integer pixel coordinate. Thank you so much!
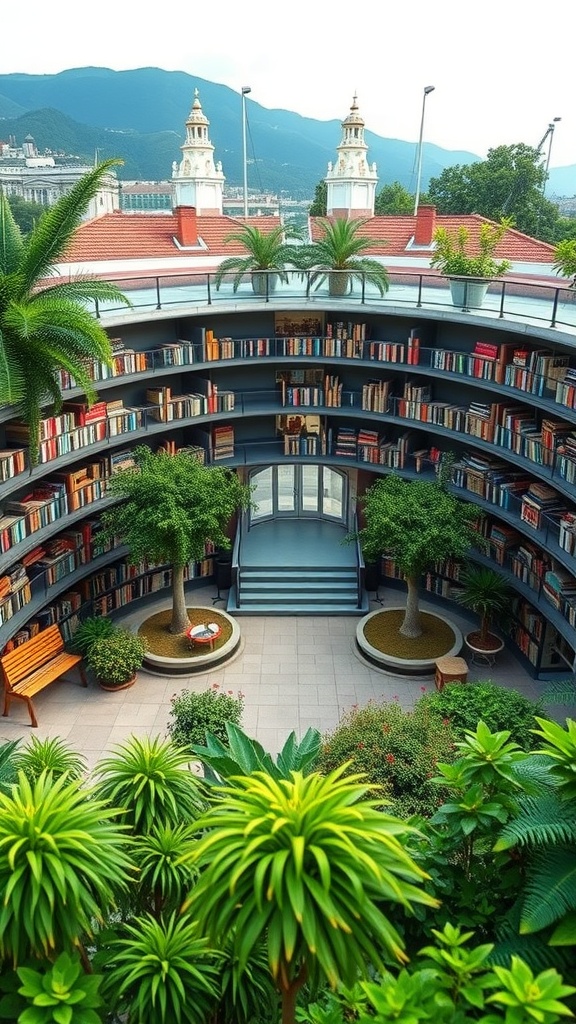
[
  {"left": 214, "top": 223, "right": 301, "bottom": 295},
  {"left": 300, "top": 217, "right": 389, "bottom": 296},
  {"left": 455, "top": 564, "right": 511, "bottom": 648},
  {"left": 184, "top": 766, "right": 437, "bottom": 1024},
  {"left": 0, "top": 159, "right": 130, "bottom": 463}
]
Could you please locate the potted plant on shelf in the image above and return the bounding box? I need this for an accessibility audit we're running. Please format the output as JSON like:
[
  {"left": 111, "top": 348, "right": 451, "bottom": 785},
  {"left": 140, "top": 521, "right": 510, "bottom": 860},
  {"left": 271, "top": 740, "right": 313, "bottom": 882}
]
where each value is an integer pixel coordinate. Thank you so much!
[
  {"left": 86, "top": 628, "right": 147, "bottom": 690},
  {"left": 455, "top": 564, "right": 511, "bottom": 663},
  {"left": 299, "top": 216, "right": 389, "bottom": 297},
  {"left": 214, "top": 223, "right": 302, "bottom": 296},
  {"left": 553, "top": 239, "right": 576, "bottom": 289},
  {"left": 430, "top": 218, "right": 512, "bottom": 309}
]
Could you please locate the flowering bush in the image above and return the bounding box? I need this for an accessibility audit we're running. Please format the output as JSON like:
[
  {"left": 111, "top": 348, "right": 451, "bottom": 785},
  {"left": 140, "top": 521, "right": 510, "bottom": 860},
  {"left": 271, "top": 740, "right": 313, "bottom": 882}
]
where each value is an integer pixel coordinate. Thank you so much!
[
  {"left": 317, "top": 696, "right": 456, "bottom": 818},
  {"left": 167, "top": 684, "right": 244, "bottom": 749},
  {"left": 86, "top": 629, "right": 147, "bottom": 686}
]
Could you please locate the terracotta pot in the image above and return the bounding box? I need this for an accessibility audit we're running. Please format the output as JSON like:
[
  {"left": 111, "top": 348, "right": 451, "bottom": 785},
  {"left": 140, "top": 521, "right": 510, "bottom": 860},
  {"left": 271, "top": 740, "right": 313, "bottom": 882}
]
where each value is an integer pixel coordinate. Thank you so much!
[{"left": 98, "top": 674, "right": 137, "bottom": 691}]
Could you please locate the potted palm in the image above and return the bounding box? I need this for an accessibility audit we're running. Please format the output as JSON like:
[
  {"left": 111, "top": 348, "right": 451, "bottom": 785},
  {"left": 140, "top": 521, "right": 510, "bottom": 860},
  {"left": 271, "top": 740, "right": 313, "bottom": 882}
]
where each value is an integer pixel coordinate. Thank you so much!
[
  {"left": 214, "top": 223, "right": 301, "bottom": 296},
  {"left": 455, "top": 564, "right": 511, "bottom": 664},
  {"left": 86, "top": 628, "right": 147, "bottom": 690},
  {"left": 430, "top": 219, "right": 512, "bottom": 308},
  {"left": 300, "top": 216, "right": 389, "bottom": 297}
]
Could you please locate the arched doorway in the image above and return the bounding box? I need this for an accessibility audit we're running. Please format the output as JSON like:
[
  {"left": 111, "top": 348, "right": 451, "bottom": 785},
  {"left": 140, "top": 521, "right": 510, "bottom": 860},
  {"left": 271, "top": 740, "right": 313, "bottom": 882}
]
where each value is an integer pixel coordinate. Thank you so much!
[{"left": 249, "top": 464, "right": 347, "bottom": 526}]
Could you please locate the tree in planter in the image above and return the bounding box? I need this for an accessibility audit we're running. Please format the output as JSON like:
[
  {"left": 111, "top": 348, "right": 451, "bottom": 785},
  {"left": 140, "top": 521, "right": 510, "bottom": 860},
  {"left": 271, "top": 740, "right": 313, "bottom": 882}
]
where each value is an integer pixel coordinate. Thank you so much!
[
  {"left": 214, "top": 223, "right": 302, "bottom": 294},
  {"left": 184, "top": 766, "right": 438, "bottom": 1024},
  {"left": 357, "top": 475, "right": 479, "bottom": 638},
  {"left": 0, "top": 159, "right": 130, "bottom": 463},
  {"left": 100, "top": 445, "right": 250, "bottom": 634},
  {"left": 299, "top": 217, "right": 389, "bottom": 296},
  {"left": 455, "top": 563, "right": 511, "bottom": 650}
]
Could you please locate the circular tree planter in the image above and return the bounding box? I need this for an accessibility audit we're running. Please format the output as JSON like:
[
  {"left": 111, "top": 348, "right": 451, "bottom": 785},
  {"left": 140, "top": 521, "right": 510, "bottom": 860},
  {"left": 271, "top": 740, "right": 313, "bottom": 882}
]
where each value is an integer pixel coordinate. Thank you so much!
[
  {"left": 139, "top": 607, "right": 241, "bottom": 676},
  {"left": 356, "top": 607, "right": 463, "bottom": 675}
]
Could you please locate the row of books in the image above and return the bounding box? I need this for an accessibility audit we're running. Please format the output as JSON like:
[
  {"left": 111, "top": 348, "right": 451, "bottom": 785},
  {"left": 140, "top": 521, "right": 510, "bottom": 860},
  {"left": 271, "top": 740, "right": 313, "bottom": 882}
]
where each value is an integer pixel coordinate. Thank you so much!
[{"left": 283, "top": 432, "right": 326, "bottom": 457}]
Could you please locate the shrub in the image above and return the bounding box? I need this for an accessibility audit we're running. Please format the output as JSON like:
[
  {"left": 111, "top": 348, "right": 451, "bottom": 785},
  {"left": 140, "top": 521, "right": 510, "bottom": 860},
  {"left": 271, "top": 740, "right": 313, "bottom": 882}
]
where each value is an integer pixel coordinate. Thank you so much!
[
  {"left": 86, "top": 629, "right": 147, "bottom": 686},
  {"left": 417, "top": 682, "right": 546, "bottom": 750},
  {"left": 69, "top": 614, "right": 115, "bottom": 656},
  {"left": 167, "top": 684, "right": 244, "bottom": 749},
  {"left": 317, "top": 696, "right": 457, "bottom": 818}
]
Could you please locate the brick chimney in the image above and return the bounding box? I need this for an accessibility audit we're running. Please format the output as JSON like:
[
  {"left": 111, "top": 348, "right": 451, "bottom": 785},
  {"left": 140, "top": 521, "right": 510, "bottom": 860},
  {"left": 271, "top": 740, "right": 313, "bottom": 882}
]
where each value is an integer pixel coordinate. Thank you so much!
[
  {"left": 414, "top": 205, "right": 436, "bottom": 246},
  {"left": 175, "top": 206, "right": 198, "bottom": 246}
]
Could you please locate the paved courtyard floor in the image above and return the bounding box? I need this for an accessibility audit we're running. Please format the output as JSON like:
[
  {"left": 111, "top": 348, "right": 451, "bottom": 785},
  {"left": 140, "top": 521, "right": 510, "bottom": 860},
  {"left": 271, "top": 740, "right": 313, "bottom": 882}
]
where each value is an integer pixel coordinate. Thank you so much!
[{"left": 1, "top": 583, "right": 573, "bottom": 770}]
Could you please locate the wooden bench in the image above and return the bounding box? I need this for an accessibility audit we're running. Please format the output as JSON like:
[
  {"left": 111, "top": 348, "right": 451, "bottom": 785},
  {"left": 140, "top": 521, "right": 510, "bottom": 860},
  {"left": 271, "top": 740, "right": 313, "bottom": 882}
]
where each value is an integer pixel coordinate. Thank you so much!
[{"left": 1, "top": 624, "right": 87, "bottom": 728}]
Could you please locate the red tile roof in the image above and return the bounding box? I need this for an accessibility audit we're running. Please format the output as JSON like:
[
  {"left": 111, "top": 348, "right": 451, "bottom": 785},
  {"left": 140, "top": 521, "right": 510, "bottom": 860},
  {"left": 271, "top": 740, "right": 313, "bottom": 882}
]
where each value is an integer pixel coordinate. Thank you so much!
[
  {"left": 63, "top": 213, "right": 283, "bottom": 263},
  {"left": 309, "top": 213, "right": 555, "bottom": 263}
]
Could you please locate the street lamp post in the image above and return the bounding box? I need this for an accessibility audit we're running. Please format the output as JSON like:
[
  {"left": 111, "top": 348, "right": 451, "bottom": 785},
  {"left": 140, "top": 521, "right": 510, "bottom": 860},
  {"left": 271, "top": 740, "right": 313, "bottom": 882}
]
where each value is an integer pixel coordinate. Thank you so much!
[
  {"left": 413, "top": 85, "right": 435, "bottom": 216},
  {"left": 543, "top": 117, "right": 561, "bottom": 199},
  {"left": 241, "top": 86, "right": 251, "bottom": 218}
]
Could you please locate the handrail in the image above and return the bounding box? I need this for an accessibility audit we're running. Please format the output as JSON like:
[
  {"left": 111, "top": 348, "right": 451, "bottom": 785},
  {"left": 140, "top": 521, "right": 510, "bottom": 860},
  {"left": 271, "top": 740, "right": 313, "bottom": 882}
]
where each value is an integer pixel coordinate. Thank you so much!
[
  {"left": 354, "top": 511, "right": 364, "bottom": 609},
  {"left": 231, "top": 513, "right": 242, "bottom": 603},
  {"left": 89, "top": 268, "right": 576, "bottom": 335}
]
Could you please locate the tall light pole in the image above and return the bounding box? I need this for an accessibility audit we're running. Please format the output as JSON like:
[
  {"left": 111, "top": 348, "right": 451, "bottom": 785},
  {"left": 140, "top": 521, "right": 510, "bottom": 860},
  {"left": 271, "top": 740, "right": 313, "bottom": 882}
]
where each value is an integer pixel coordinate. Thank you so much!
[
  {"left": 543, "top": 116, "right": 561, "bottom": 199},
  {"left": 413, "top": 85, "right": 435, "bottom": 216},
  {"left": 241, "top": 86, "right": 251, "bottom": 218}
]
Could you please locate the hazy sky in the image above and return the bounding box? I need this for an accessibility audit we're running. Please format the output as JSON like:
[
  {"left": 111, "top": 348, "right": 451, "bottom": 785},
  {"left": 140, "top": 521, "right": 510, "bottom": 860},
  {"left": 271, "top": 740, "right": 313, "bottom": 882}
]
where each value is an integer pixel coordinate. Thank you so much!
[{"left": 5, "top": 0, "right": 574, "bottom": 168}]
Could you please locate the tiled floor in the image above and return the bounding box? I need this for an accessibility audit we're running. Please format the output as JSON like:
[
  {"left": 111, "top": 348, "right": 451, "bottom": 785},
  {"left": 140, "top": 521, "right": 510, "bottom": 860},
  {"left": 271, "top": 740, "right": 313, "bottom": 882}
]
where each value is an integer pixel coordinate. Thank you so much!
[{"left": 1, "top": 583, "right": 572, "bottom": 771}]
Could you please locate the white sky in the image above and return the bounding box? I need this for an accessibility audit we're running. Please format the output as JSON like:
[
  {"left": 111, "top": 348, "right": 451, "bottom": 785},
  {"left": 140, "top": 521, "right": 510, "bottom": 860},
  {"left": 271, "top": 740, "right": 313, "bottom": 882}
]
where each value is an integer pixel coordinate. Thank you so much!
[{"left": 4, "top": 0, "right": 574, "bottom": 168}]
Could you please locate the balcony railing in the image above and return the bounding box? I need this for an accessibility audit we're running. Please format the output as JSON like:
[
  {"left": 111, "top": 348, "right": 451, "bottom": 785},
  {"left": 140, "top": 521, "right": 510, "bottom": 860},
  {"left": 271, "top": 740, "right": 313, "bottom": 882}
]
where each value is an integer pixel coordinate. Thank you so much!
[{"left": 91, "top": 268, "right": 576, "bottom": 334}]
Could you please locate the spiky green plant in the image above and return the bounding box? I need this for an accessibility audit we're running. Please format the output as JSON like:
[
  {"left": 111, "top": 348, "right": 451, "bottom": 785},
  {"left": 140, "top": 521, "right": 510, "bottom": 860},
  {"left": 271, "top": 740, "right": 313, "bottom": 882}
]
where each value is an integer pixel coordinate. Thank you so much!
[
  {"left": 0, "top": 160, "right": 130, "bottom": 462},
  {"left": 0, "top": 770, "right": 134, "bottom": 963},
  {"left": 103, "top": 912, "right": 221, "bottom": 1024},
  {"left": 68, "top": 614, "right": 115, "bottom": 657},
  {"left": 10, "top": 951, "right": 104, "bottom": 1024},
  {"left": 184, "top": 766, "right": 438, "bottom": 1024},
  {"left": 13, "top": 735, "right": 86, "bottom": 782},
  {"left": 94, "top": 735, "right": 205, "bottom": 834},
  {"left": 214, "top": 223, "right": 301, "bottom": 292},
  {"left": 0, "top": 738, "right": 20, "bottom": 794},
  {"left": 455, "top": 564, "right": 512, "bottom": 646},
  {"left": 133, "top": 822, "right": 198, "bottom": 918},
  {"left": 299, "top": 217, "right": 389, "bottom": 296},
  {"left": 191, "top": 723, "right": 321, "bottom": 783}
]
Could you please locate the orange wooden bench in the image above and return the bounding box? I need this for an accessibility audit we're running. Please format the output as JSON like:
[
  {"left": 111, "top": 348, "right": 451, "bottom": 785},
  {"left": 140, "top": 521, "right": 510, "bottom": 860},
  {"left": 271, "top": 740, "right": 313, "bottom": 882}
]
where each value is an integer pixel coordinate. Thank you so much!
[{"left": 1, "top": 624, "right": 87, "bottom": 728}]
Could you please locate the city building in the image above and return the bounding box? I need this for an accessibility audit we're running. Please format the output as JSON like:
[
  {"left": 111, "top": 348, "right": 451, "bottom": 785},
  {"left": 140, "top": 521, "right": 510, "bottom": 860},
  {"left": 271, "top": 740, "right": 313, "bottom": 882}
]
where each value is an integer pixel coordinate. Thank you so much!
[{"left": 0, "top": 95, "right": 574, "bottom": 681}]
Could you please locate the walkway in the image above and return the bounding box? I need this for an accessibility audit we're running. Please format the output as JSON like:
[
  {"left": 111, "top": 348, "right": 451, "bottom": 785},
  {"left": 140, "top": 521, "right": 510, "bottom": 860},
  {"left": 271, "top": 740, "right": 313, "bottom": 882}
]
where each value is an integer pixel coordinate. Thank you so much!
[{"left": 0, "top": 584, "right": 572, "bottom": 770}]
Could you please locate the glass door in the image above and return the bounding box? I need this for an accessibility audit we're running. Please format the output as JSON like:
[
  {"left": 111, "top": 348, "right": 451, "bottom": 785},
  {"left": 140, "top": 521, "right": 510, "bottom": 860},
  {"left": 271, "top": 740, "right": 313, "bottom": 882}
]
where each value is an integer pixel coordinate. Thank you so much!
[{"left": 249, "top": 465, "right": 346, "bottom": 525}]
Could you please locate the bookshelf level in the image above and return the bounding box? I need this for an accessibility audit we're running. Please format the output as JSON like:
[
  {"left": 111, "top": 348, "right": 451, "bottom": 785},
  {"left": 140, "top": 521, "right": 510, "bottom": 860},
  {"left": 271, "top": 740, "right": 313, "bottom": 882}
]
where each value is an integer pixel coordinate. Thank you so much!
[{"left": 0, "top": 307, "right": 574, "bottom": 674}]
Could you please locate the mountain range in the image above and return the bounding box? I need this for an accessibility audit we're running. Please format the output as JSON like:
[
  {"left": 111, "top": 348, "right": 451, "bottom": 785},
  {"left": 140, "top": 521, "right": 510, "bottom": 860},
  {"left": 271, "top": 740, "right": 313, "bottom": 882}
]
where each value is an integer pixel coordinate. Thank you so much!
[{"left": 0, "top": 67, "right": 573, "bottom": 198}]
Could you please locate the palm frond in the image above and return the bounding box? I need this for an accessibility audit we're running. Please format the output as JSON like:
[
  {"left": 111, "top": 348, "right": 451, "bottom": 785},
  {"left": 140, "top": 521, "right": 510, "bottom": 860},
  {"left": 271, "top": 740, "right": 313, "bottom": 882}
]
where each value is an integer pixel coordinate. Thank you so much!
[
  {"left": 494, "top": 794, "right": 576, "bottom": 849},
  {"left": 0, "top": 327, "right": 26, "bottom": 405},
  {"left": 38, "top": 276, "right": 132, "bottom": 309},
  {"left": 0, "top": 191, "right": 24, "bottom": 275},
  {"left": 519, "top": 847, "right": 576, "bottom": 933},
  {"left": 17, "top": 159, "right": 122, "bottom": 291},
  {"left": 509, "top": 755, "right": 559, "bottom": 795}
]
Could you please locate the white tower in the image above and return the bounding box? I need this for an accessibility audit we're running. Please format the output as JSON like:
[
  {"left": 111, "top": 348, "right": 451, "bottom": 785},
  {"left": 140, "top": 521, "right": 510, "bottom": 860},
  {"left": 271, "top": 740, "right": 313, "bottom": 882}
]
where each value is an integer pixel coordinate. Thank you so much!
[
  {"left": 325, "top": 95, "right": 378, "bottom": 218},
  {"left": 172, "top": 90, "right": 225, "bottom": 215}
]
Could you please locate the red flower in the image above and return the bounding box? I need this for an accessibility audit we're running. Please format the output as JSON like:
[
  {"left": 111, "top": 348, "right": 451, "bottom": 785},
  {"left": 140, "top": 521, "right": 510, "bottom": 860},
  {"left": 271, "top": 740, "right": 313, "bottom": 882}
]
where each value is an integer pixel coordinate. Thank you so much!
[
  {"left": 357, "top": 742, "right": 365, "bottom": 749},
  {"left": 442, "top": 717, "right": 450, "bottom": 725},
  {"left": 420, "top": 686, "right": 427, "bottom": 692},
  {"left": 385, "top": 753, "right": 395, "bottom": 763}
]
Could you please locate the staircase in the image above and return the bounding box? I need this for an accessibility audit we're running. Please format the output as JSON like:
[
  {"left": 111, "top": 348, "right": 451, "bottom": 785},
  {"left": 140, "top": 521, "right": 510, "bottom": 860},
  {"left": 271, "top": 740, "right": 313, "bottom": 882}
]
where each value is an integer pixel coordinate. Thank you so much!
[{"left": 228, "top": 564, "right": 368, "bottom": 615}]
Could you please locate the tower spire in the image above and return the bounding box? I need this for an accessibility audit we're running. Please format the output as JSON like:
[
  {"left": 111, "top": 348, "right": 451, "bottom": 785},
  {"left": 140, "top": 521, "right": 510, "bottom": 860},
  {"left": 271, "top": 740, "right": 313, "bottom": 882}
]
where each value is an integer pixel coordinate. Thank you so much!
[
  {"left": 325, "top": 95, "right": 378, "bottom": 218},
  {"left": 172, "top": 91, "right": 225, "bottom": 216}
]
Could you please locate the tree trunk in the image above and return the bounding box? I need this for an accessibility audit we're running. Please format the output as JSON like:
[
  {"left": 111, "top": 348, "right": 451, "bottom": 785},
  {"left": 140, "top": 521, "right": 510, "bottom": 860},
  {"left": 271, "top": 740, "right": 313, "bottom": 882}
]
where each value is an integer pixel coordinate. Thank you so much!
[
  {"left": 170, "top": 563, "right": 190, "bottom": 634},
  {"left": 280, "top": 963, "right": 307, "bottom": 1024},
  {"left": 400, "top": 575, "right": 422, "bottom": 638}
]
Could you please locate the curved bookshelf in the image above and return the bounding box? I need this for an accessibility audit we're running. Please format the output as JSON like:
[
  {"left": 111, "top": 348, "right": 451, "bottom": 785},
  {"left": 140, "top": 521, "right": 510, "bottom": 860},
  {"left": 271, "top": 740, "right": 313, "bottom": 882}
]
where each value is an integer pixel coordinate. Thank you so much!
[{"left": 0, "top": 302, "right": 575, "bottom": 674}]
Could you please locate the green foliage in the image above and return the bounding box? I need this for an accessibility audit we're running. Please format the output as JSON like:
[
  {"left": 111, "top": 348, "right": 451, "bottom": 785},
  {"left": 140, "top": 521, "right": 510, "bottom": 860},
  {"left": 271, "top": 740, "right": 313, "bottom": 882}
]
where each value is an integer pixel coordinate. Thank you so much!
[
  {"left": 299, "top": 217, "right": 389, "bottom": 296},
  {"left": 309, "top": 180, "right": 327, "bottom": 217},
  {"left": 455, "top": 564, "right": 512, "bottom": 645},
  {"left": 192, "top": 722, "right": 321, "bottom": 782},
  {"left": 6, "top": 195, "right": 46, "bottom": 236},
  {"left": 214, "top": 223, "right": 302, "bottom": 291},
  {"left": 553, "top": 239, "right": 576, "bottom": 285},
  {"left": 430, "top": 219, "right": 512, "bottom": 278},
  {"left": 0, "top": 739, "right": 20, "bottom": 794},
  {"left": 417, "top": 682, "right": 545, "bottom": 751},
  {"left": 11, "top": 951, "right": 104, "bottom": 1024},
  {"left": 0, "top": 770, "right": 133, "bottom": 963},
  {"left": 487, "top": 955, "right": 576, "bottom": 1023},
  {"left": 358, "top": 474, "right": 479, "bottom": 577},
  {"left": 0, "top": 160, "right": 130, "bottom": 462},
  {"left": 427, "top": 143, "right": 560, "bottom": 241},
  {"left": 103, "top": 912, "right": 220, "bottom": 1024},
  {"left": 374, "top": 181, "right": 414, "bottom": 215},
  {"left": 13, "top": 737, "right": 86, "bottom": 782},
  {"left": 94, "top": 735, "right": 205, "bottom": 834},
  {"left": 68, "top": 616, "right": 115, "bottom": 657},
  {"left": 167, "top": 684, "right": 244, "bottom": 749},
  {"left": 85, "top": 628, "right": 146, "bottom": 686},
  {"left": 184, "top": 766, "right": 438, "bottom": 1012},
  {"left": 132, "top": 822, "right": 198, "bottom": 917},
  {"left": 532, "top": 718, "right": 576, "bottom": 798},
  {"left": 317, "top": 698, "right": 457, "bottom": 817}
]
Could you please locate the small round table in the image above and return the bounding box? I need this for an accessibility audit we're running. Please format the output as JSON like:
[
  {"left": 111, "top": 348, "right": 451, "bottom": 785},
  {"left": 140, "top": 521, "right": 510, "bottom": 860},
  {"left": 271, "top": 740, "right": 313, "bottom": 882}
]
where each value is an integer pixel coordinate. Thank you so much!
[{"left": 186, "top": 622, "right": 222, "bottom": 652}]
